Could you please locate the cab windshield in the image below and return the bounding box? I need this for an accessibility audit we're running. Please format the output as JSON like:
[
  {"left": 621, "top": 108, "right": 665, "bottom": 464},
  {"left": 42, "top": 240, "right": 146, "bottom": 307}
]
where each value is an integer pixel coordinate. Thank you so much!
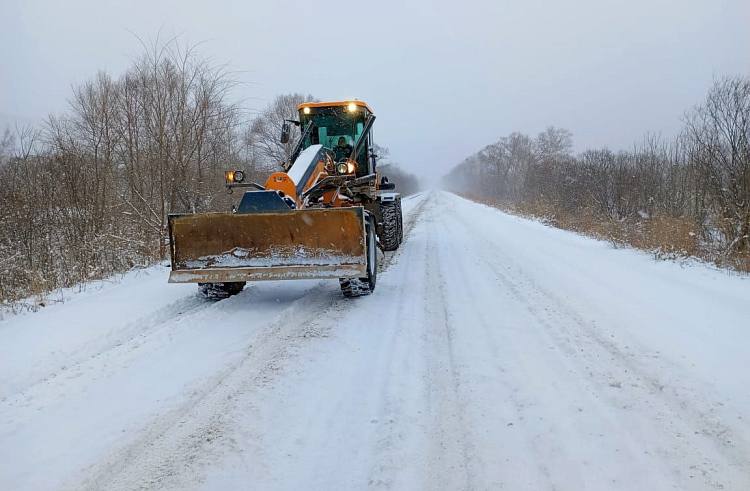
[{"left": 299, "top": 106, "right": 368, "bottom": 154}]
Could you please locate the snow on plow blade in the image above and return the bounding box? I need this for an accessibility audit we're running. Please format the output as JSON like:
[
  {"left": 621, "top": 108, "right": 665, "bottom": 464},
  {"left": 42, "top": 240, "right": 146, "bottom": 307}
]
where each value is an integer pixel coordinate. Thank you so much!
[{"left": 168, "top": 207, "right": 367, "bottom": 283}]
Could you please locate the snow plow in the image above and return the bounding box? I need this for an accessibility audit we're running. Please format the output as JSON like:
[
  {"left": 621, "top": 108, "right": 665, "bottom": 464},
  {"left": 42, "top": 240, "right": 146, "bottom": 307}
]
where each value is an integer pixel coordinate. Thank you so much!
[{"left": 168, "top": 100, "right": 403, "bottom": 298}]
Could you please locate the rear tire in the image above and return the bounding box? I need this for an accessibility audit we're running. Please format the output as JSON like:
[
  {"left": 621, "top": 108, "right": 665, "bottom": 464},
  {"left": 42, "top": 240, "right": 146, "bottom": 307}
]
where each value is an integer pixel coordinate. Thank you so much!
[
  {"left": 380, "top": 199, "right": 401, "bottom": 252},
  {"left": 396, "top": 197, "right": 403, "bottom": 244},
  {"left": 198, "top": 282, "right": 245, "bottom": 299},
  {"left": 340, "top": 215, "right": 377, "bottom": 297}
]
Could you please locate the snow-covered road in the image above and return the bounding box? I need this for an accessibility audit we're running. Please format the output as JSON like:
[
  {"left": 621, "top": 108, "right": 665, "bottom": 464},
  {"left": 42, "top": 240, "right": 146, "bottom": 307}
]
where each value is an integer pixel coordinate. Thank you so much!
[{"left": 2, "top": 191, "right": 749, "bottom": 490}]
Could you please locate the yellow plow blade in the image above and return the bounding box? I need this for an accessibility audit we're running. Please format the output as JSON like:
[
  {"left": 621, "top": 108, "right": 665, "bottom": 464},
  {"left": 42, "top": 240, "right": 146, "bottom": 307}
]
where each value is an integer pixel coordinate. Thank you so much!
[{"left": 168, "top": 207, "right": 367, "bottom": 283}]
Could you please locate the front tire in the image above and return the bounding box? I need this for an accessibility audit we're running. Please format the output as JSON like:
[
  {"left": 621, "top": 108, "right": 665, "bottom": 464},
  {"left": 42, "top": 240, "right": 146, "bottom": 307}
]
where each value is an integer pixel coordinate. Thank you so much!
[
  {"left": 198, "top": 282, "right": 246, "bottom": 299},
  {"left": 340, "top": 214, "right": 377, "bottom": 297}
]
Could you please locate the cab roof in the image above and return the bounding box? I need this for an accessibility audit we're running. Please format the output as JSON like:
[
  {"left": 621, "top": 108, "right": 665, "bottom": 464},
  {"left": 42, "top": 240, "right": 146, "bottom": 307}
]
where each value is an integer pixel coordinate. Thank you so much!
[{"left": 297, "top": 100, "right": 375, "bottom": 114}]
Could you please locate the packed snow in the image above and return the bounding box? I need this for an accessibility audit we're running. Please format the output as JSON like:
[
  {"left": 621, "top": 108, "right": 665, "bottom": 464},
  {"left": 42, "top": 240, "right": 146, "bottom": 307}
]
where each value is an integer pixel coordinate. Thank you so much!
[
  {"left": 1, "top": 191, "right": 748, "bottom": 490},
  {"left": 184, "top": 247, "right": 365, "bottom": 269}
]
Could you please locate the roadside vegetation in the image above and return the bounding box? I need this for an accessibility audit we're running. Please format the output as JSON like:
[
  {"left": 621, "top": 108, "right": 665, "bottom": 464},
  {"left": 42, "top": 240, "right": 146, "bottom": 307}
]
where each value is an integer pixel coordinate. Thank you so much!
[
  {"left": 445, "top": 76, "right": 750, "bottom": 273},
  {"left": 0, "top": 40, "right": 418, "bottom": 310}
]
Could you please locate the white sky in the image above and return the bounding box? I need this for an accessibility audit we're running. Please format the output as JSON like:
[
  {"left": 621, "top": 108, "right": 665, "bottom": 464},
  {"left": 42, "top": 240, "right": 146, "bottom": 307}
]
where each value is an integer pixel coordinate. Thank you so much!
[{"left": 1, "top": 0, "right": 749, "bottom": 176}]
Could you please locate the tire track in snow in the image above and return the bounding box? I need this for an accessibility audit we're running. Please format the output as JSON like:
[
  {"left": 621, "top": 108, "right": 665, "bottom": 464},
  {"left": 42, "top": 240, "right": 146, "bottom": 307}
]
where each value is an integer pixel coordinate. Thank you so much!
[
  {"left": 0, "top": 294, "right": 212, "bottom": 406},
  {"left": 418, "top": 196, "right": 474, "bottom": 491},
  {"left": 486, "top": 258, "right": 749, "bottom": 489},
  {"left": 359, "top": 194, "right": 435, "bottom": 488},
  {"left": 70, "top": 284, "right": 343, "bottom": 491},
  {"left": 360, "top": 192, "right": 471, "bottom": 489},
  {"left": 442, "top": 192, "right": 749, "bottom": 490},
  {"left": 0, "top": 282, "right": 325, "bottom": 415},
  {"left": 430, "top": 195, "right": 561, "bottom": 489}
]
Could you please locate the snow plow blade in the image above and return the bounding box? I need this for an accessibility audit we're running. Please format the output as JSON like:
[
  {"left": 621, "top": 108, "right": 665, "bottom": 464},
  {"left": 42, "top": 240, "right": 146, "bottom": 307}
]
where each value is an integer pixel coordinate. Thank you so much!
[{"left": 168, "top": 207, "right": 367, "bottom": 283}]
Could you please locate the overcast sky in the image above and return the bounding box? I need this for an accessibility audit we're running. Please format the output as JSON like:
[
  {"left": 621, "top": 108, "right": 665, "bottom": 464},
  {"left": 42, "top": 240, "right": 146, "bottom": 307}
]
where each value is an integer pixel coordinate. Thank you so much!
[{"left": 1, "top": 0, "right": 749, "bottom": 176}]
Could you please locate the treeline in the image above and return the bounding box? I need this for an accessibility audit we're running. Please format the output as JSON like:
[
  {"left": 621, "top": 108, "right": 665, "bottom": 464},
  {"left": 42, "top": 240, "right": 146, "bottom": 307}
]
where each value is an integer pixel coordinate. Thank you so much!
[
  {"left": 444, "top": 76, "right": 750, "bottom": 272},
  {"left": 379, "top": 164, "right": 420, "bottom": 196},
  {"left": 372, "top": 144, "right": 420, "bottom": 196},
  {"left": 0, "top": 44, "right": 247, "bottom": 307},
  {"left": 0, "top": 41, "right": 417, "bottom": 308}
]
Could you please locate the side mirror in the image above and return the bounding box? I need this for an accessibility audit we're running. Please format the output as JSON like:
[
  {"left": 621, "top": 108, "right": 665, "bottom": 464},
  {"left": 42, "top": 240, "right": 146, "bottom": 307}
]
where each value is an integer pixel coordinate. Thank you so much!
[{"left": 280, "top": 122, "right": 290, "bottom": 144}]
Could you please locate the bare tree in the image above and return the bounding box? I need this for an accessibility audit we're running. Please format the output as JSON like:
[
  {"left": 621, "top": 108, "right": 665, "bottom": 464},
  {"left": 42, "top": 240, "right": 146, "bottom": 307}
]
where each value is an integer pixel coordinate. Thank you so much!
[
  {"left": 0, "top": 126, "right": 13, "bottom": 164},
  {"left": 535, "top": 126, "right": 573, "bottom": 161},
  {"left": 685, "top": 76, "right": 750, "bottom": 254}
]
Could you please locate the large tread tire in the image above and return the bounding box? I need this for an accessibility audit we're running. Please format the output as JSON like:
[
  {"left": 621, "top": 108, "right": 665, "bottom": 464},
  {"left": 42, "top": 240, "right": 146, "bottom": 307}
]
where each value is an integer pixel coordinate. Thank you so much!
[
  {"left": 396, "top": 197, "right": 403, "bottom": 244},
  {"left": 340, "top": 215, "right": 377, "bottom": 297},
  {"left": 339, "top": 278, "right": 372, "bottom": 298},
  {"left": 198, "top": 282, "right": 245, "bottom": 299},
  {"left": 380, "top": 200, "right": 401, "bottom": 252}
]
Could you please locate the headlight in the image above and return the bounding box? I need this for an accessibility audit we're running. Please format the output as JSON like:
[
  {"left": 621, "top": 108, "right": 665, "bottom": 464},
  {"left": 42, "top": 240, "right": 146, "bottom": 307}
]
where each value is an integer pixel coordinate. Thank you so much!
[
  {"left": 347, "top": 102, "right": 357, "bottom": 112},
  {"left": 303, "top": 106, "right": 311, "bottom": 114},
  {"left": 225, "top": 169, "right": 245, "bottom": 183},
  {"left": 335, "top": 161, "right": 356, "bottom": 175}
]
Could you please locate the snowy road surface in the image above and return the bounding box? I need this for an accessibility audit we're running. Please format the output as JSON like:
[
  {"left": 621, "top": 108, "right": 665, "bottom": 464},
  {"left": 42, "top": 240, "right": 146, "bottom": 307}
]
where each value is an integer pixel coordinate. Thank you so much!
[{"left": 2, "top": 191, "right": 749, "bottom": 490}]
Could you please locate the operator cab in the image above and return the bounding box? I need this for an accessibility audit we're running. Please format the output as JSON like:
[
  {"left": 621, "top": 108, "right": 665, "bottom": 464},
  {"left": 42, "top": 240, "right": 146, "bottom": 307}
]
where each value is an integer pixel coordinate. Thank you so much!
[{"left": 289, "top": 101, "right": 377, "bottom": 177}]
